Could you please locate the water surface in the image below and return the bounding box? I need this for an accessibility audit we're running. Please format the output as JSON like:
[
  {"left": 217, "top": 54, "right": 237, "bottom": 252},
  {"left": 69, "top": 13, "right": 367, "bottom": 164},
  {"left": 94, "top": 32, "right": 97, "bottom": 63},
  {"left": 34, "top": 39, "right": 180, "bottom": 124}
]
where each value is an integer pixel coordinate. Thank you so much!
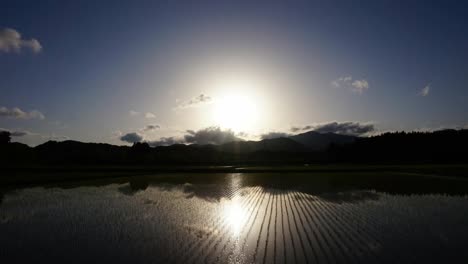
[{"left": 1, "top": 173, "right": 468, "bottom": 263}]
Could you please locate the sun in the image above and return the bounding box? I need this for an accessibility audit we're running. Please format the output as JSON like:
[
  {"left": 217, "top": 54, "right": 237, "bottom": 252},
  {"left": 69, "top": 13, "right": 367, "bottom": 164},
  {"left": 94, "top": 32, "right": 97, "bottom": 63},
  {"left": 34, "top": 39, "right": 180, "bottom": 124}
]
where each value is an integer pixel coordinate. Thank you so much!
[
  {"left": 208, "top": 75, "right": 263, "bottom": 132},
  {"left": 213, "top": 93, "right": 259, "bottom": 132}
]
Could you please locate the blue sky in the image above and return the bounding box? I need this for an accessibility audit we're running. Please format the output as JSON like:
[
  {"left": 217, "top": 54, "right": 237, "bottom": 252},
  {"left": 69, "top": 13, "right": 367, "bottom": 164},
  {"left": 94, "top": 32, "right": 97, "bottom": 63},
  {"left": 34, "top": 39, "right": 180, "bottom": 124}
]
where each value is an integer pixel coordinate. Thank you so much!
[{"left": 1, "top": 0, "right": 467, "bottom": 146}]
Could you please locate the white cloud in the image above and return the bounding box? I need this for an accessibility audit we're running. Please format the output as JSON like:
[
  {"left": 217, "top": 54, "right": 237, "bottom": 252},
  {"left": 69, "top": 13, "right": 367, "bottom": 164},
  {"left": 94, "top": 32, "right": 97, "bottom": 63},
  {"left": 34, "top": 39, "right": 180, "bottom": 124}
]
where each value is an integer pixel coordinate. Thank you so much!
[
  {"left": 0, "top": 28, "right": 42, "bottom": 53},
  {"left": 0, "top": 106, "right": 45, "bottom": 120},
  {"left": 419, "top": 84, "right": 430, "bottom": 97},
  {"left": 351, "top": 80, "right": 369, "bottom": 94},
  {"left": 331, "top": 75, "right": 352, "bottom": 87},
  {"left": 145, "top": 112, "right": 156, "bottom": 119},
  {"left": 332, "top": 75, "right": 369, "bottom": 94}
]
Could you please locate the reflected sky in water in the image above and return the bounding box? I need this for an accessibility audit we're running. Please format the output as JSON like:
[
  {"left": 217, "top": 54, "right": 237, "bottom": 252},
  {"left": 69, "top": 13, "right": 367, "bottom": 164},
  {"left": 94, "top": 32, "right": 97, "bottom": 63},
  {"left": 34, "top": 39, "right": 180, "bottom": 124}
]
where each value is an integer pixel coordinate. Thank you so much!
[{"left": 1, "top": 173, "right": 468, "bottom": 263}]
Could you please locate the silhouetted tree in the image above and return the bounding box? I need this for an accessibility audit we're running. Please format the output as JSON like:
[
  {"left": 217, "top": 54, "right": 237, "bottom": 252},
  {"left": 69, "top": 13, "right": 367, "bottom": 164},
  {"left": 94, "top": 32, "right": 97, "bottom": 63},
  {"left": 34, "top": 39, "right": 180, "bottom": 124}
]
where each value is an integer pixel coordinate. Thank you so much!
[
  {"left": 131, "top": 142, "right": 150, "bottom": 153},
  {"left": 0, "top": 131, "right": 11, "bottom": 145}
]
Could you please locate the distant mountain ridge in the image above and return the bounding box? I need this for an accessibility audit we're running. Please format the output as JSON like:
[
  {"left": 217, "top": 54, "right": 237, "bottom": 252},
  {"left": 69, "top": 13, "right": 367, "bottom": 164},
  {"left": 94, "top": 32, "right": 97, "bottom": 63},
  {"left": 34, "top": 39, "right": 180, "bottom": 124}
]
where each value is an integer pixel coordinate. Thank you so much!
[
  {"left": 13, "top": 131, "right": 359, "bottom": 154},
  {"left": 2, "top": 129, "right": 468, "bottom": 165},
  {"left": 216, "top": 137, "right": 306, "bottom": 153},
  {"left": 212, "top": 131, "right": 356, "bottom": 153},
  {"left": 289, "top": 131, "right": 356, "bottom": 150}
]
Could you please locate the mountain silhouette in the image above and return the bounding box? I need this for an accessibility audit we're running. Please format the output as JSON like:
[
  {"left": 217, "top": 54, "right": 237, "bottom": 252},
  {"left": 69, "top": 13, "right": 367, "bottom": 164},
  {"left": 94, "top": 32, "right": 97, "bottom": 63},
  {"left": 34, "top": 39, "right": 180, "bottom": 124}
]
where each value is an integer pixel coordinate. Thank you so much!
[
  {"left": 288, "top": 131, "right": 356, "bottom": 150},
  {"left": 1, "top": 129, "right": 468, "bottom": 165},
  {"left": 217, "top": 137, "right": 305, "bottom": 153}
]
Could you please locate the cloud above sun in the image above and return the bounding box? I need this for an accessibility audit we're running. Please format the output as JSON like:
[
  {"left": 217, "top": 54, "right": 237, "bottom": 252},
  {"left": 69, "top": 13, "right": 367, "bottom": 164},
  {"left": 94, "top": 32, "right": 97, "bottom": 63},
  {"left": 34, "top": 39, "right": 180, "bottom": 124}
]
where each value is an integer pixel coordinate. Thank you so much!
[{"left": 0, "top": 28, "right": 42, "bottom": 53}]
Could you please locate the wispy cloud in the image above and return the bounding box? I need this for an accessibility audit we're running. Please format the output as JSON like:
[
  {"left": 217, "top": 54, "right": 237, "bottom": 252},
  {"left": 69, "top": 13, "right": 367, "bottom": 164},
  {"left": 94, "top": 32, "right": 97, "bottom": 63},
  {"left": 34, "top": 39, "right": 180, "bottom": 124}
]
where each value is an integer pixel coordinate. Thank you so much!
[
  {"left": 331, "top": 76, "right": 352, "bottom": 87},
  {"left": 313, "top": 121, "right": 374, "bottom": 136},
  {"left": 351, "top": 80, "right": 369, "bottom": 94},
  {"left": 0, "top": 106, "right": 45, "bottom": 120},
  {"left": 142, "top": 124, "right": 160, "bottom": 132},
  {"left": 291, "top": 121, "right": 375, "bottom": 136},
  {"left": 290, "top": 125, "right": 313, "bottom": 133},
  {"left": 332, "top": 75, "right": 369, "bottom": 94},
  {"left": 176, "top": 94, "right": 212, "bottom": 110},
  {"left": 0, "top": 28, "right": 42, "bottom": 53},
  {"left": 145, "top": 112, "right": 156, "bottom": 119},
  {"left": 0, "top": 128, "right": 34, "bottom": 137},
  {"left": 129, "top": 110, "right": 156, "bottom": 119},
  {"left": 419, "top": 84, "right": 430, "bottom": 97},
  {"left": 129, "top": 110, "right": 140, "bottom": 116}
]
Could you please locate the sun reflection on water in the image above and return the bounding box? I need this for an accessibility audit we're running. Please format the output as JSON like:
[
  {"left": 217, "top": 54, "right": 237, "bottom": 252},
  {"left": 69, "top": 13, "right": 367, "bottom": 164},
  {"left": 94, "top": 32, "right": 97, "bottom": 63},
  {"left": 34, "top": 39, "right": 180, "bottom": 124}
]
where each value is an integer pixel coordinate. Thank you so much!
[
  {"left": 223, "top": 174, "right": 248, "bottom": 236},
  {"left": 224, "top": 197, "right": 248, "bottom": 236}
]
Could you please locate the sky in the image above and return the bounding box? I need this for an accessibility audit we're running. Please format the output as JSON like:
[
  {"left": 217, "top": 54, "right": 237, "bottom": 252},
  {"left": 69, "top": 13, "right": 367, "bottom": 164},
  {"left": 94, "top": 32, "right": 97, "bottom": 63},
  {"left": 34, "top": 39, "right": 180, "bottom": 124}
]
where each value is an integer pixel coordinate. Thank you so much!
[{"left": 1, "top": 0, "right": 468, "bottom": 146}]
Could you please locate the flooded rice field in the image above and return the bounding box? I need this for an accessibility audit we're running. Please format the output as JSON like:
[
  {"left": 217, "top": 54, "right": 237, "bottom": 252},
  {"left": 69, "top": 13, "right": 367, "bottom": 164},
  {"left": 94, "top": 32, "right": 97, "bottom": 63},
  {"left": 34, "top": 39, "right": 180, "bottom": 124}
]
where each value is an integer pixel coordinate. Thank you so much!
[{"left": 1, "top": 173, "right": 468, "bottom": 263}]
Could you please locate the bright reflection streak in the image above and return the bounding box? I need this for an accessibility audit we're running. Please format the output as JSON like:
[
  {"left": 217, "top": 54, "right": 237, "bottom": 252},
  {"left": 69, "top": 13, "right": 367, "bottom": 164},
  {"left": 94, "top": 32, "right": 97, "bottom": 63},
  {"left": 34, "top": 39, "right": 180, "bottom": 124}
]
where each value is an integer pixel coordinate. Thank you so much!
[
  {"left": 223, "top": 174, "right": 247, "bottom": 236},
  {"left": 224, "top": 197, "right": 248, "bottom": 236}
]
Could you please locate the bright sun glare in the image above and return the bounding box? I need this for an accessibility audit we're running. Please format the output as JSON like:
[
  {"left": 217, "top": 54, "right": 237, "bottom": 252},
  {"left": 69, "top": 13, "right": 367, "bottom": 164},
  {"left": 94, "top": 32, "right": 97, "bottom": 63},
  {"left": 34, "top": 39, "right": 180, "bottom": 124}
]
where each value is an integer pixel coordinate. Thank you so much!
[
  {"left": 223, "top": 197, "right": 248, "bottom": 236},
  {"left": 211, "top": 77, "right": 261, "bottom": 132},
  {"left": 214, "top": 94, "right": 258, "bottom": 132}
]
